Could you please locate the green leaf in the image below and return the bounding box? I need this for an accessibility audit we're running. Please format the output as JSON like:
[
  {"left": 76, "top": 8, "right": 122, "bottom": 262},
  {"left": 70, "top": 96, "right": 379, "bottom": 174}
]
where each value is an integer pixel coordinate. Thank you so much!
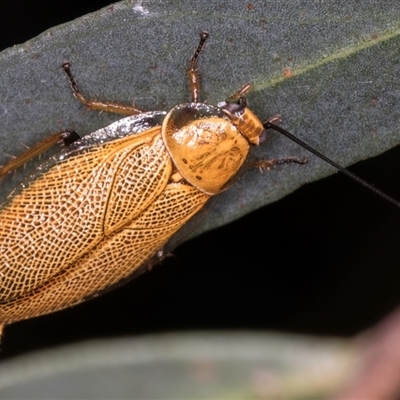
[
  {"left": 0, "top": 0, "right": 399, "bottom": 238},
  {"left": 0, "top": 332, "right": 355, "bottom": 399}
]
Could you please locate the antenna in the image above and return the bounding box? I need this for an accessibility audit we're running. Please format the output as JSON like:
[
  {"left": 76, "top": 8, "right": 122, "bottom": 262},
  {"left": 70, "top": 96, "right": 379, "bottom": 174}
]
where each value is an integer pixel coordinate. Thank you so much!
[{"left": 264, "top": 121, "right": 400, "bottom": 209}]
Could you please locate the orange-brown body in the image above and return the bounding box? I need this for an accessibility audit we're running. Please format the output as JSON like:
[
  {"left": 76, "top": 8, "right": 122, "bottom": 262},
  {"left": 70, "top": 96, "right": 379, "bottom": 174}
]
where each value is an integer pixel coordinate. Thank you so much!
[
  {"left": 0, "top": 99, "right": 266, "bottom": 326},
  {"left": 0, "top": 32, "right": 270, "bottom": 328}
]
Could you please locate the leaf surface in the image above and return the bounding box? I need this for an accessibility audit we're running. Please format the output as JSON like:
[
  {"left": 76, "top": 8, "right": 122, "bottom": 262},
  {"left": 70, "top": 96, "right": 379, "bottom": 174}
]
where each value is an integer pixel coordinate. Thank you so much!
[{"left": 0, "top": 0, "right": 399, "bottom": 236}]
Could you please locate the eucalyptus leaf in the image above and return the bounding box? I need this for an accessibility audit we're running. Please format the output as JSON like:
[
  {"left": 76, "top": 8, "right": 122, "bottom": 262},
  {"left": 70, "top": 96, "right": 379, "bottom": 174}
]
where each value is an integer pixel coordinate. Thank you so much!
[
  {"left": 0, "top": 332, "right": 355, "bottom": 399},
  {"left": 0, "top": 0, "right": 399, "bottom": 238}
]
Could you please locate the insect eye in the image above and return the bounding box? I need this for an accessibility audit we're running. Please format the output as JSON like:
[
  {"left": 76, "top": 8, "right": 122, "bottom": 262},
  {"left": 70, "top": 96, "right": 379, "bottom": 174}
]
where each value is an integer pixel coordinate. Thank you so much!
[{"left": 222, "top": 99, "right": 247, "bottom": 116}]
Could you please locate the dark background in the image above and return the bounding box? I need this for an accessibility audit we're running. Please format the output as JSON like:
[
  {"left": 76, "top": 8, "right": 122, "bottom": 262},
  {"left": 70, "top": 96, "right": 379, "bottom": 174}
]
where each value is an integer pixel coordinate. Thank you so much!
[{"left": 0, "top": 0, "right": 400, "bottom": 360}]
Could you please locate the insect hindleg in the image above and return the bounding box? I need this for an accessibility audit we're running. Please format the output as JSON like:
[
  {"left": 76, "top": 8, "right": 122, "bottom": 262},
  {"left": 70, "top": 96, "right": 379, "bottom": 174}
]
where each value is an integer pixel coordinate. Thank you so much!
[
  {"left": 0, "top": 130, "right": 80, "bottom": 178},
  {"left": 62, "top": 62, "right": 144, "bottom": 115}
]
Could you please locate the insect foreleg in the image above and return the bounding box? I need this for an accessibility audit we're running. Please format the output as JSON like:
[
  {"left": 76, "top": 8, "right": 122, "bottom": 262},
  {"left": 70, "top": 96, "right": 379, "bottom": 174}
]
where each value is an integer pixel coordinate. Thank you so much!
[{"left": 254, "top": 157, "right": 309, "bottom": 171}]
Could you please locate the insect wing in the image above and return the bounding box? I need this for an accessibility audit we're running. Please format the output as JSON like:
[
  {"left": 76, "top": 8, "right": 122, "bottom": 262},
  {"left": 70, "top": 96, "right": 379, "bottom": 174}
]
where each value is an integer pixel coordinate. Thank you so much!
[
  {"left": 0, "top": 113, "right": 168, "bottom": 303},
  {"left": 0, "top": 182, "right": 209, "bottom": 323}
]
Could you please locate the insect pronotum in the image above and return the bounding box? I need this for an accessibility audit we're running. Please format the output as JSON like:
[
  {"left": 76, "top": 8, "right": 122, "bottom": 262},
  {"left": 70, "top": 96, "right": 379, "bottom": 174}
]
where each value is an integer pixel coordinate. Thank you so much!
[{"left": 0, "top": 32, "right": 399, "bottom": 336}]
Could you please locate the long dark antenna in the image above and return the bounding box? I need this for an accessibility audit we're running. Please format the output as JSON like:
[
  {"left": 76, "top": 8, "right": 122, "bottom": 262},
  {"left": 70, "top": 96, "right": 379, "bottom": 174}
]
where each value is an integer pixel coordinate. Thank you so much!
[{"left": 264, "top": 121, "right": 400, "bottom": 209}]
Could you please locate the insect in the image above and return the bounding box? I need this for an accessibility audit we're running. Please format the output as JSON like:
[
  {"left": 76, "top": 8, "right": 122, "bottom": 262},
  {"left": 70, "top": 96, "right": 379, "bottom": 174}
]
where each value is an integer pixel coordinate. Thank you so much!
[
  {"left": 0, "top": 32, "right": 398, "bottom": 334},
  {"left": 0, "top": 32, "right": 307, "bottom": 331}
]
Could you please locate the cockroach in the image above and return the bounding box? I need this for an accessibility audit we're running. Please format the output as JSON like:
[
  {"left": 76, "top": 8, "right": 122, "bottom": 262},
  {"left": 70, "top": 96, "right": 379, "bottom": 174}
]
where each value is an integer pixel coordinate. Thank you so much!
[{"left": 0, "top": 32, "right": 398, "bottom": 334}]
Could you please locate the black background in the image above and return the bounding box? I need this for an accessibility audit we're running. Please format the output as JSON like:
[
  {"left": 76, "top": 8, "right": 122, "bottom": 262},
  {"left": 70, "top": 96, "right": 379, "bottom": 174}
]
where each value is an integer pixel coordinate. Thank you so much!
[{"left": 1, "top": 0, "right": 400, "bottom": 360}]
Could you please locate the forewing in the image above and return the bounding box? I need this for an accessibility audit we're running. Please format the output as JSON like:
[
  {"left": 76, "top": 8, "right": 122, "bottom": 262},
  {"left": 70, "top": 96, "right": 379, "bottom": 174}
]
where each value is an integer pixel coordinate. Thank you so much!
[
  {"left": 0, "top": 126, "right": 170, "bottom": 302},
  {"left": 0, "top": 183, "right": 209, "bottom": 324}
]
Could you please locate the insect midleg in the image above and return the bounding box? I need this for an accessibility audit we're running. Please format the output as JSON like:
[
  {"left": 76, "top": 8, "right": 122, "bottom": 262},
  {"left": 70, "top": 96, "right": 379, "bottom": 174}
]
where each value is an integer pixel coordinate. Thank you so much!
[
  {"left": 62, "top": 62, "right": 144, "bottom": 115},
  {"left": 188, "top": 31, "right": 209, "bottom": 103},
  {"left": 0, "top": 130, "right": 80, "bottom": 178}
]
